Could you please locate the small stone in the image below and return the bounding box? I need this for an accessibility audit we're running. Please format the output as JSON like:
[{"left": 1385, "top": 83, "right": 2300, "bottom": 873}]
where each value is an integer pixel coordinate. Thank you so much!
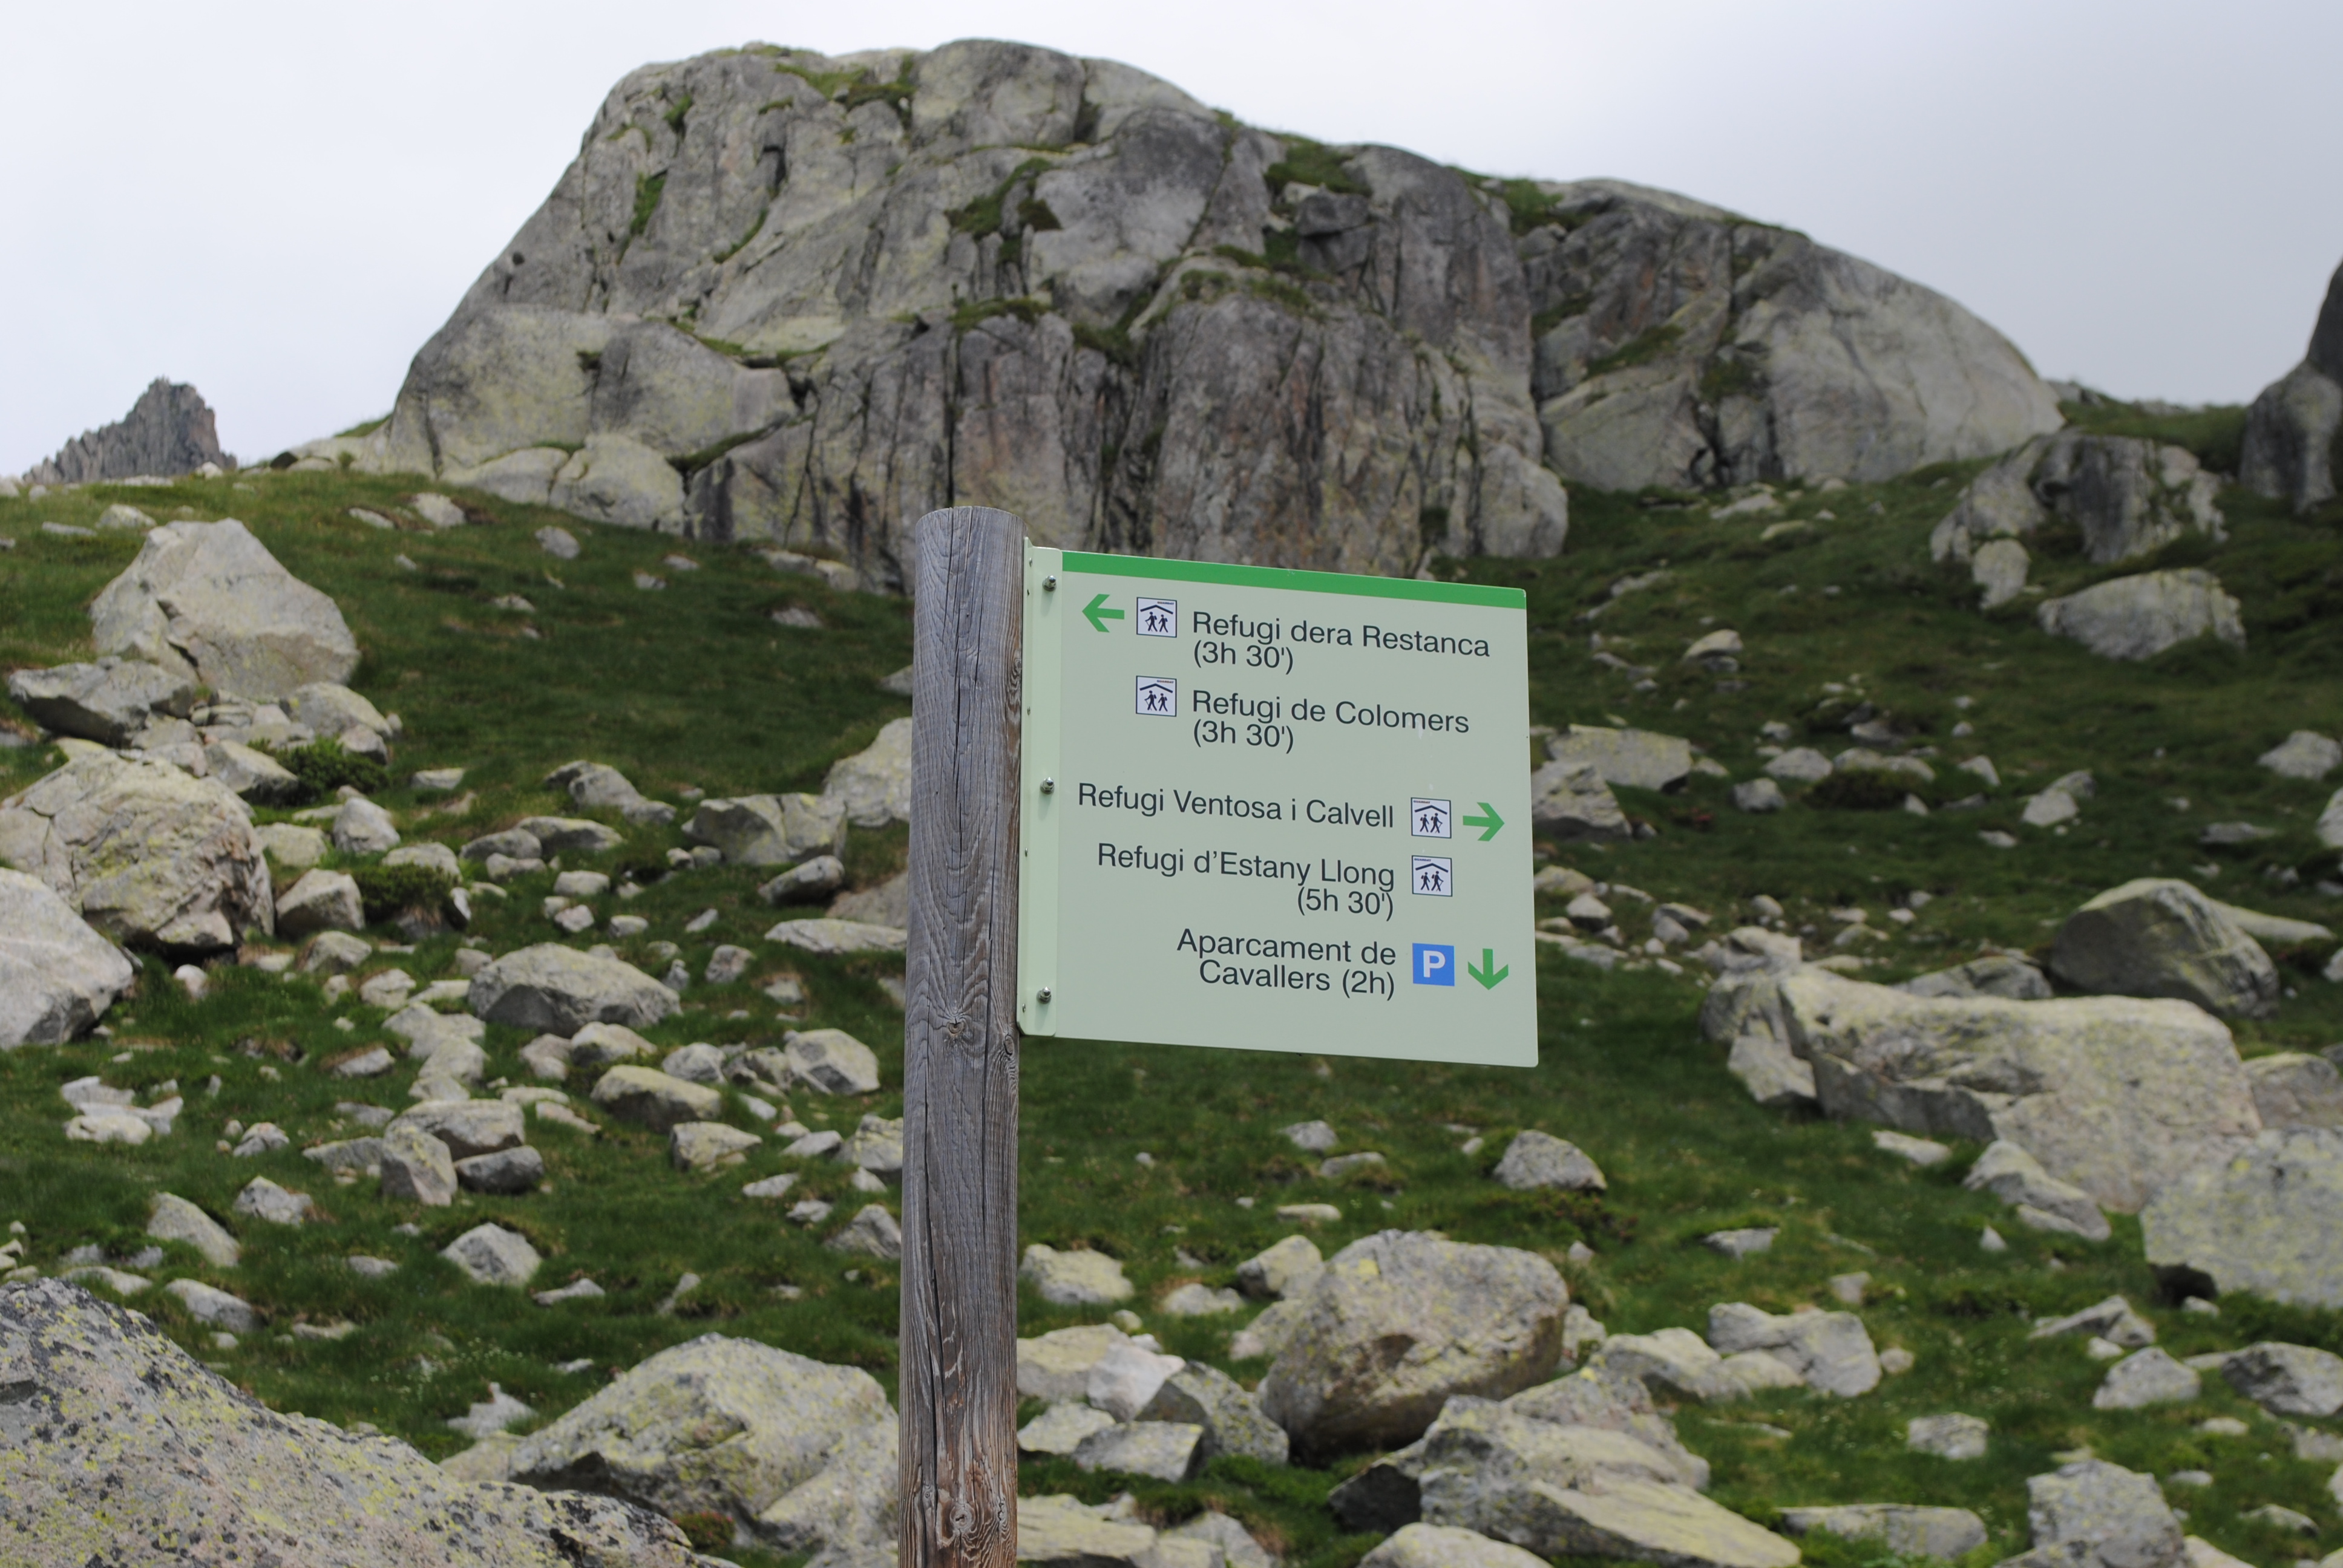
[
  {"left": 669, "top": 1122, "right": 761, "bottom": 1172},
  {"left": 741, "top": 1174, "right": 797, "bottom": 1200},
  {"left": 2094, "top": 1347, "right": 2203, "bottom": 1409},
  {"left": 1880, "top": 1347, "right": 1916, "bottom": 1374},
  {"left": 454, "top": 1146, "right": 545, "bottom": 1194},
  {"left": 1830, "top": 1272, "right": 1870, "bottom": 1305},
  {"left": 1703, "top": 1227, "right": 1777, "bottom": 1259},
  {"left": 827, "top": 1204, "right": 902, "bottom": 1260},
  {"left": 1018, "top": 1402, "right": 1119, "bottom": 1456},
  {"left": 231, "top": 1177, "right": 314, "bottom": 1226},
  {"left": 1491, "top": 1129, "right": 1606, "bottom": 1192},
  {"left": 1907, "top": 1413, "right": 1988, "bottom": 1460},
  {"left": 1873, "top": 1129, "right": 1953, "bottom": 1166},
  {"left": 1021, "top": 1244, "right": 1133, "bottom": 1304},
  {"left": 1072, "top": 1420, "right": 1206, "bottom": 1484},
  {"left": 1276, "top": 1203, "right": 1342, "bottom": 1224},
  {"left": 532, "top": 1278, "right": 606, "bottom": 1305},
  {"left": 1980, "top": 1225, "right": 2008, "bottom": 1252},
  {"left": 1280, "top": 1120, "right": 1337, "bottom": 1153},
  {"left": 148, "top": 1194, "right": 240, "bottom": 1267},
  {"left": 164, "top": 1279, "right": 258, "bottom": 1333},
  {"left": 445, "top": 1383, "right": 536, "bottom": 1441},
  {"left": 346, "top": 1256, "right": 398, "bottom": 1278},
  {"left": 787, "top": 1198, "right": 834, "bottom": 1226},
  {"left": 441, "top": 1223, "right": 540, "bottom": 1287},
  {"left": 1160, "top": 1282, "right": 1247, "bottom": 1316},
  {"left": 231, "top": 1123, "right": 289, "bottom": 1158}
]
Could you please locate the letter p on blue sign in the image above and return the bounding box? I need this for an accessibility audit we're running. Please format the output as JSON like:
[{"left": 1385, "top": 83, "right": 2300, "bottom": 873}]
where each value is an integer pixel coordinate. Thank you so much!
[{"left": 1413, "top": 944, "right": 1455, "bottom": 986}]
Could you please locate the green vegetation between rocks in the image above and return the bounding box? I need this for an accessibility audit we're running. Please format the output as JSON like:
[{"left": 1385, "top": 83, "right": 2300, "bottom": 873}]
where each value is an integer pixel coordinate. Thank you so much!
[{"left": 1, "top": 416, "right": 2341, "bottom": 1566}]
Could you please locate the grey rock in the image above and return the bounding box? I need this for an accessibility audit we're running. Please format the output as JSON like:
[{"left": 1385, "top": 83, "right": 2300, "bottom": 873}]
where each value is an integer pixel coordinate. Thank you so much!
[
  {"left": 163, "top": 1278, "right": 259, "bottom": 1332},
  {"left": 2092, "top": 1348, "right": 2201, "bottom": 1410},
  {"left": 277, "top": 869, "right": 365, "bottom": 939},
  {"left": 1282, "top": 1119, "right": 1339, "bottom": 1152},
  {"left": 505, "top": 1331, "right": 897, "bottom": 1557},
  {"left": 332, "top": 798, "right": 400, "bottom": 856},
  {"left": 0, "top": 752, "right": 274, "bottom": 952},
  {"left": 2031, "top": 1296, "right": 2156, "bottom": 1348},
  {"left": 6, "top": 658, "right": 198, "bottom": 745},
  {"left": 25, "top": 379, "right": 231, "bottom": 483},
  {"left": 0, "top": 868, "right": 136, "bottom": 1046},
  {"left": 536, "top": 525, "right": 580, "bottom": 559},
  {"left": 0, "top": 1281, "right": 697, "bottom": 1565},
  {"left": 2052, "top": 878, "right": 2279, "bottom": 1019},
  {"left": 1018, "top": 1401, "right": 1119, "bottom": 1456},
  {"left": 392, "top": 1099, "right": 524, "bottom": 1160},
  {"left": 2037, "top": 569, "right": 2246, "bottom": 662},
  {"left": 703, "top": 945, "right": 753, "bottom": 985},
  {"left": 468, "top": 944, "right": 678, "bottom": 1033},
  {"left": 1907, "top": 1413, "right": 1988, "bottom": 1460},
  {"left": 1707, "top": 1301, "right": 1881, "bottom": 1395},
  {"left": 1021, "top": 1244, "right": 1134, "bottom": 1305},
  {"left": 1769, "top": 967, "right": 2258, "bottom": 1212},
  {"left": 1899, "top": 954, "right": 2053, "bottom": 1001},
  {"left": 232, "top": 1176, "right": 315, "bottom": 1226},
  {"left": 1492, "top": 1129, "right": 1607, "bottom": 1192},
  {"left": 592, "top": 1067, "right": 723, "bottom": 1132},
  {"left": 2006, "top": 1459, "right": 2184, "bottom": 1568},
  {"left": 378, "top": 1121, "right": 458, "bottom": 1206},
  {"left": 1932, "top": 431, "right": 2224, "bottom": 571},
  {"left": 441, "top": 1222, "right": 541, "bottom": 1287},
  {"left": 516, "top": 815, "right": 623, "bottom": 855},
  {"left": 1731, "top": 778, "right": 1786, "bottom": 813},
  {"left": 825, "top": 1203, "right": 903, "bottom": 1260},
  {"left": 255, "top": 822, "right": 328, "bottom": 869},
  {"left": 1965, "top": 1141, "right": 2112, "bottom": 1241},
  {"left": 206, "top": 739, "right": 303, "bottom": 803},
  {"left": 462, "top": 828, "right": 542, "bottom": 862},
  {"left": 146, "top": 1192, "right": 240, "bottom": 1267},
  {"left": 284, "top": 682, "right": 388, "bottom": 739},
  {"left": 1702, "top": 1227, "right": 1777, "bottom": 1259},
  {"left": 1358, "top": 1524, "right": 1549, "bottom": 1568},
  {"left": 384, "top": 841, "right": 461, "bottom": 880},
  {"left": 660, "top": 1042, "right": 727, "bottom": 1084},
  {"left": 1530, "top": 760, "right": 1631, "bottom": 841},
  {"left": 784, "top": 1028, "right": 880, "bottom": 1094},
  {"left": 758, "top": 855, "right": 846, "bottom": 904},
  {"left": 1171, "top": 1511, "right": 1277, "bottom": 1568},
  {"left": 1236, "top": 1235, "right": 1325, "bottom": 1300},
  {"left": 2215, "top": 1342, "right": 2343, "bottom": 1417},
  {"left": 822, "top": 718, "right": 913, "bottom": 828},
  {"left": 90, "top": 518, "right": 357, "bottom": 700},
  {"left": 1259, "top": 1230, "right": 1567, "bottom": 1450},
  {"left": 304, "top": 1135, "right": 388, "bottom": 1173},
  {"left": 762, "top": 917, "right": 907, "bottom": 956},
  {"left": 2246, "top": 1053, "right": 2343, "bottom": 1129},
  {"left": 1545, "top": 725, "right": 1691, "bottom": 792},
  {"left": 456, "top": 1145, "right": 546, "bottom": 1194},
  {"left": 670, "top": 1122, "right": 760, "bottom": 1172},
  {"left": 570, "top": 1021, "right": 656, "bottom": 1068},
  {"left": 681, "top": 792, "right": 844, "bottom": 869},
  {"left": 1138, "top": 1359, "right": 1291, "bottom": 1464},
  {"left": 1018, "top": 1324, "right": 1135, "bottom": 1402},
  {"left": 545, "top": 760, "right": 674, "bottom": 826},
  {"left": 1780, "top": 1506, "right": 1988, "bottom": 1560},
  {"left": 2260, "top": 731, "right": 2342, "bottom": 782},
  {"left": 1765, "top": 747, "right": 1835, "bottom": 783},
  {"left": 1073, "top": 1421, "right": 1205, "bottom": 1483},
  {"left": 2241, "top": 261, "right": 2343, "bottom": 512},
  {"left": 1160, "top": 1281, "right": 1246, "bottom": 1316},
  {"left": 827, "top": 871, "right": 910, "bottom": 929}
]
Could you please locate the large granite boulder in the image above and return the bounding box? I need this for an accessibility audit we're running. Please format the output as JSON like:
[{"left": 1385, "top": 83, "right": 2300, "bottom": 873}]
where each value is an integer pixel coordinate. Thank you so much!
[
  {"left": 2140, "top": 1130, "right": 2343, "bottom": 1306},
  {"left": 1258, "top": 1230, "right": 1568, "bottom": 1451},
  {"left": 89, "top": 518, "right": 358, "bottom": 701},
  {"left": 0, "top": 869, "right": 135, "bottom": 1047},
  {"left": 0, "top": 752, "right": 274, "bottom": 952},
  {"left": 2241, "top": 258, "right": 2343, "bottom": 514},
  {"left": 468, "top": 944, "right": 679, "bottom": 1033},
  {"left": 1932, "top": 431, "right": 2226, "bottom": 577},
  {"left": 5, "top": 658, "right": 198, "bottom": 745},
  {"left": 2050, "top": 878, "right": 2279, "bottom": 1019},
  {"left": 506, "top": 1332, "right": 897, "bottom": 1558},
  {"left": 2004, "top": 1459, "right": 2184, "bottom": 1568},
  {"left": 1771, "top": 967, "right": 2258, "bottom": 1212},
  {"left": 823, "top": 717, "right": 913, "bottom": 828},
  {"left": 2036, "top": 569, "right": 2245, "bottom": 662},
  {"left": 0, "top": 1279, "right": 697, "bottom": 1567}
]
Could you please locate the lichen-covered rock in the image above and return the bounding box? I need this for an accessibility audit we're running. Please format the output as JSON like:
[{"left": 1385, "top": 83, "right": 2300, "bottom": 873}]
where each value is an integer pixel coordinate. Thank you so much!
[
  {"left": 506, "top": 1332, "right": 897, "bottom": 1559},
  {"left": 146, "top": 1193, "right": 241, "bottom": 1267},
  {"left": 1706, "top": 1302, "right": 1880, "bottom": 1396},
  {"left": 5, "top": 658, "right": 198, "bottom": 745},
  {"left": 1591, "top": 1327, "right": 1801, "bottom": 1404},
  {"left": 2036, "top": 569, "right": 2246, "bottom": 662},
  {"left": 1072, "top": 1420, "right": 1206, "bottom": 1483},
  {"left": 88, "top": 518, "right": 359, "bottom": 700},
  {"left": 442, "top": 1224, "right": 541, "bottom": 1287},
  {"left": 1018, "top": 1324, "right": 1133, "bottom": 1402},
  {"left": 1138, "top": 1359, "right": 1291, "bottom": 1465},
  {"left": 1360, "top": 1523, "right": 1551, "bottom": 1568},
  {"left": 0, "top": 1279, "right": 698, "bottom": 1567},
  {"left": 822, "top": 717, "right": 913, "bottom": 828},
  {"left": 390, "top": 1099, "right": 525, "bottom": 1160},
  {"left": 277, "top": 868, "right": 365, "bottom": 939},
  {"left": 2004, "top": 1459, "right": 2184, "bottom": 1568},
  {"left": 1259, "top": 1230, "right": 1568, "bottom": 1451},
  {"left": 1774, "top": 967, "right": 2258, "bottom": 1212},
  {"left": 592, "top": 1067, "right": 724, "bottom": 1132},
  {"left": 1962, "top": 1140, "right": 2112, "bottom": 1241},
  {"left": 1779, "top": 1506, "right": 1988, "bottom": 1560},
  {"left": 670, "top": 1121, "right": 761, "bottom": 1172},
  {"left": 2051, "top": 878, "right": 2279, "bottom": 1020},
  {"left": 681, "top": 792, "right": 847, "bottom": 866},
  {"left": 784, "top": 1028, "right": 881, "bottom": 1094},
  {"left": 1492, "top": 1129, "right": 1607, "bottom": 1192},
  {"left": 1931, "top": 431, "right": 2224, "bottom": 570},
  {"left": 468, "top": 944, "right": 678, "bottom": 1033},
  {"left": 2213, "top": 1342, "right": 2343, "bottom": 1417},
  {"left": 1544, "top": 727, "right": 1691, "bottom": 792},
  {"left": 2141, "top": 1131, "right": 2343, "bottom": 1307},
  {"left": 2092, "top": 1348, "right": 2200, "bottom": 1411},
  {"left": 0, "top": 869, "right": 135, "bottom": 1047},
  {"left": 1021, "top": 1243, "right": 1134, "bottom": 1305},
  {"left": 1530, "top": 760, "right": 1631, "bottom": 842},
  {"left": 1237, "top": 1235, "right": 1325, "bottom": 1300},
  {"left": 0, "top": 752, "right": 274, "bottom": 952}
]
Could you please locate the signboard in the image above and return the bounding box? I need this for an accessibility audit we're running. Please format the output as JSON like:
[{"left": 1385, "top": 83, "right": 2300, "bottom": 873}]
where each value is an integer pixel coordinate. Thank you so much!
[{"left": 1017, "top": 549, "right": 1536, "bottom": 1065}]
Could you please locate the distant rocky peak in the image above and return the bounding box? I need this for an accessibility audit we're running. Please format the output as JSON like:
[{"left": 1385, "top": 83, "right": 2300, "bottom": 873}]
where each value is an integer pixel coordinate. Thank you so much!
[{"left": 27, "top": 378, "right": 232, "bottom": 485}]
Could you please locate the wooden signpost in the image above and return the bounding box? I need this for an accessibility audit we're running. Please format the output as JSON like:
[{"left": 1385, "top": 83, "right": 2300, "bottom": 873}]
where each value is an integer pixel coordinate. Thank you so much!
[{"left": 899, "top": 506, "right": 1535, "bottom": 1566}]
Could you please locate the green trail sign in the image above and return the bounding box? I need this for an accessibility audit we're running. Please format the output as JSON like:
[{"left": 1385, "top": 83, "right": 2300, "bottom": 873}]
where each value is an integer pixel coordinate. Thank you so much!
[{"left": 1017, "top": 548, "right": 1536, "bottom": 1066}]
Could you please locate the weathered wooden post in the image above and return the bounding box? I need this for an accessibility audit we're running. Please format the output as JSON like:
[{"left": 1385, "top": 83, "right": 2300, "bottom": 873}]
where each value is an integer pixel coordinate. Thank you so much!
[{"left": 900, "top": 506, "right": 1024, "bottom": 1568}]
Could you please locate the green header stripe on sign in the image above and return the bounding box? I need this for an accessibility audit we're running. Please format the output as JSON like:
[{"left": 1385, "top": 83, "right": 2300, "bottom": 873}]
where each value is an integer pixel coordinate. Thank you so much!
[{"left": 1060, "top": 551, "right": 1525, "bottom": 609}]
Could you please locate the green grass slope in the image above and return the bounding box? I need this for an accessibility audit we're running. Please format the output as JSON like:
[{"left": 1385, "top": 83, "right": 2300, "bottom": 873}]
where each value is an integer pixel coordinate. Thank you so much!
[{"left": 0, "top": 414, "right": 2339, "bottom": 1568}]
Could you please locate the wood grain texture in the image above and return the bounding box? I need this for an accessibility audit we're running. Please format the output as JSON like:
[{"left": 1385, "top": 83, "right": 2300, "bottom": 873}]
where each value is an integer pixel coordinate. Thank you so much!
[{"left": 900, "top": 507, "right": 1024, "bottom": 1568}]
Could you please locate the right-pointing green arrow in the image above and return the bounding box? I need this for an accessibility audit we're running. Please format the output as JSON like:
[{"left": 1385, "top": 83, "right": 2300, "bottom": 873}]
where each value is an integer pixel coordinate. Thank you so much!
[{"left": 1461, "top": 802, "right": 1504, "bottom": 841}]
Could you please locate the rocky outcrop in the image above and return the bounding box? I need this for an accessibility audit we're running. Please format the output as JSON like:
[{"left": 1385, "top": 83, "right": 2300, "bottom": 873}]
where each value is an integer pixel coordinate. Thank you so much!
[
  {"left": 1931, "top": 431, "right": 2226, "bottom": 606},
  {"left": 5, "top": 658, "right": 198, "bottom": 746},
  {"left": 2051, "top": 878, "right": 2279, "bottom": 1019},
  {"left": 23, "top": 377, "right": 232, "bottom": 485},
  {"left": 0, "top": 1279, "right": 698, "bottom": 1567},
  {"left": 352, "top": 42, "right": 2056, "bottom": 580},
  {"left": 0, "top": 869, "right": 135, "bottom": 1047},
  {"left": 1527, "top": 179, "right": 2058, "bottom": 492},
  {"left": 1258, "top": 1229, "right": 1568, "bottom": 1451},
  {"left": 89, "top": 519, "right": 359, "bottom": 701},
  {"left": 1765, "top": 967, "right": 2258, "bottom": 1212},
  {"left": 2140, "top": 1129, "right": 2343, "bottom": 1306},
  {"left": 0, "top": 751, "right": 274, "bottom": 952},
  {"left": 506, "top": 1332, "right": 897, "bottom": 1558},
  {"left": 2036, "top": 569, "right": 2245, "bottom": 662},
  {"left": 2240, "top": 258, "right": 2343, "bottom": 514}
]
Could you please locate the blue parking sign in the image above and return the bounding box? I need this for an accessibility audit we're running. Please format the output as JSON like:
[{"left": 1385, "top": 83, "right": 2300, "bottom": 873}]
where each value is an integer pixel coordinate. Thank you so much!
[{"left": 1413, "top": 944, "right": 1456, "bottom": 986}]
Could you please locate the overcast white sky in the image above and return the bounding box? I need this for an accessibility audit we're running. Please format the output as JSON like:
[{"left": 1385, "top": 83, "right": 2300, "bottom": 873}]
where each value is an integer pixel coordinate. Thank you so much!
[{"left": 5, "top": 1, "right": 2338, "bottom": 472}]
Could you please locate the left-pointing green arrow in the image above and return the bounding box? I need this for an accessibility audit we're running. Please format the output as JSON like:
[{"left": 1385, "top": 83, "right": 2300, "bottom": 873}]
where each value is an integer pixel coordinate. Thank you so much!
[{"left": 1083, "top": 593, "right": 1125, "bottom": 633}]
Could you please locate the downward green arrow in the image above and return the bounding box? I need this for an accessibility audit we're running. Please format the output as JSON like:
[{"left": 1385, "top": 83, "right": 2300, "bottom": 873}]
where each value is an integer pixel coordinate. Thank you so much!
[
  {"left": 1467, "top": 948, "right": 1510, "bottom": 989},
  {"left": 1461, "top": 802, "right": 1504, "bottom": 841},
  {"left": 1083, "top": 593, "right": 1125, "bottom": 633}
]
